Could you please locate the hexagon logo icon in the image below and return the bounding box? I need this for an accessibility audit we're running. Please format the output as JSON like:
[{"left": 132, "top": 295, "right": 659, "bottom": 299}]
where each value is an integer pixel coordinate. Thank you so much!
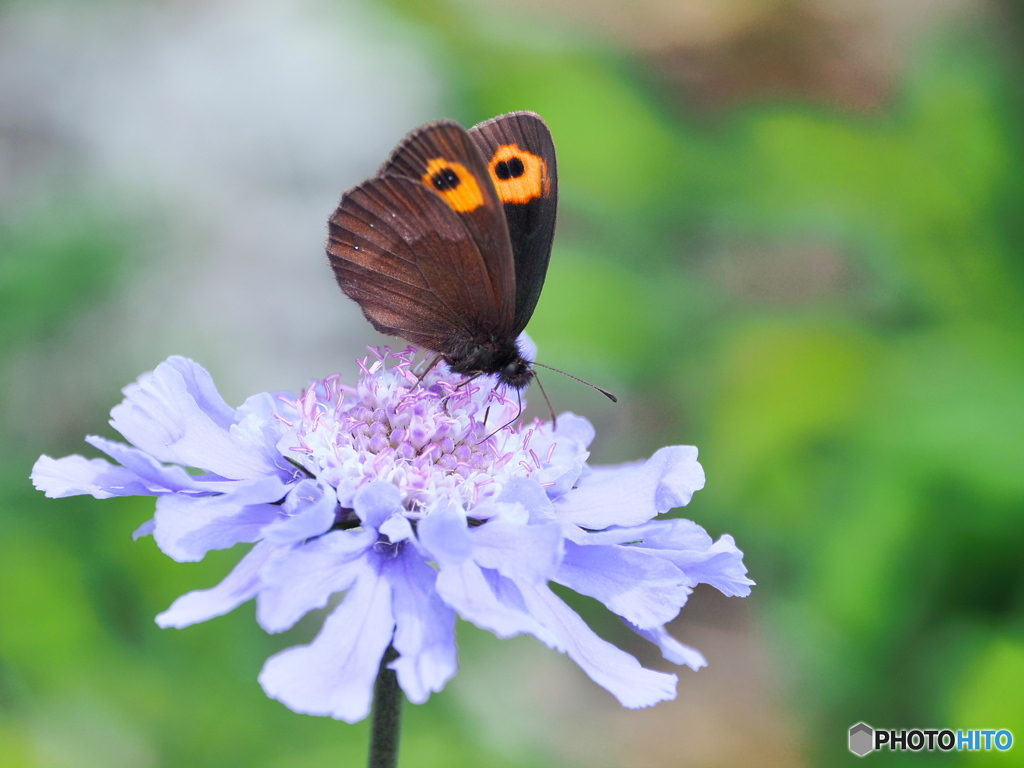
[{"left": 849, "top": 723, "right": 874, "bottom": 757}]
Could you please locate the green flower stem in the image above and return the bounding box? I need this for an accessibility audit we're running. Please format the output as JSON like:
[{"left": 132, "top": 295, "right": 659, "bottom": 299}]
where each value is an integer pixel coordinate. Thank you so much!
[{"left": 367, "top": 645, "right": 403, "bottom": 768}]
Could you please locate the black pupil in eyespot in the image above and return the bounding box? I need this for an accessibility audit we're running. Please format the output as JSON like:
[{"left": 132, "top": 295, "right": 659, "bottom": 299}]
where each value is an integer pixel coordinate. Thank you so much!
[
  {"left": 495, "top": 157, "right": 525, "bottom": 180},
  {"left": 431, "top": 168, "right": 460, "bottom": 190}
]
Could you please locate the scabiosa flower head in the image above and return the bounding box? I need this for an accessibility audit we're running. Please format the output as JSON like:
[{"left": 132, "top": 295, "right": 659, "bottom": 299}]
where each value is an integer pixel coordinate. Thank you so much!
[{"left": 32, "top": 344, "right": 753, "bottom": 722}]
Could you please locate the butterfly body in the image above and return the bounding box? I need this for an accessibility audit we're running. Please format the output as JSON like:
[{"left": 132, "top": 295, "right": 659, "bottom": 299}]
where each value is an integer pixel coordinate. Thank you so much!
[
  {"left": 327, "top": 112, "right": 557, "bottom": 391},
  {"left": 443, "top": 336, "right": 533, "bottom": 389}
]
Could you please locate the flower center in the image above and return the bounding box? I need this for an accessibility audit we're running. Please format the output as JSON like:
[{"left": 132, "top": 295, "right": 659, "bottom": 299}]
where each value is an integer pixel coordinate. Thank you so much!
[{"left": 279, "top": 348, "right": 549, "bottom": 513}]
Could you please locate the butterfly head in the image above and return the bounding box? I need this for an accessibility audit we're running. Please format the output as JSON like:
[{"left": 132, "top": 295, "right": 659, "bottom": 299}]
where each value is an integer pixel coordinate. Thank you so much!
[
  {"left": 497, "top": 356, "right": 533, "bottom": 390},
  {"left": 483, "top": 337, "right": 534, "bottom": 390}
]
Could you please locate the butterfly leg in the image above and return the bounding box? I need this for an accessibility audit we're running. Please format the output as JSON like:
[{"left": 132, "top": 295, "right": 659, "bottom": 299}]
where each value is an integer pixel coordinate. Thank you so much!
[
  {"left": 414, "top": 354, "right": 444, "bottom": 387},
  {"left": 481, "top": 388, "right": 524, "bottom": 442},
  {"left": 441, "top": 371, "right": 486, "bottom": 414},
  {"left": 453, "top": 372, "right": 485, "bottom": 392}
]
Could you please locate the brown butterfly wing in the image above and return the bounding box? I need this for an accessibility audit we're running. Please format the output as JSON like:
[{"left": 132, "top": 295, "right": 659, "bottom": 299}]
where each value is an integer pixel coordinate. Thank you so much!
[
  {"left": 469, "top": 111, "right": 558, "bottom": 334},
  {"left": 327, "top": 175, "right": 508, "bottom": 350},
  {"left": 379, "top": 120, "right": 517, "bottom": 335}
]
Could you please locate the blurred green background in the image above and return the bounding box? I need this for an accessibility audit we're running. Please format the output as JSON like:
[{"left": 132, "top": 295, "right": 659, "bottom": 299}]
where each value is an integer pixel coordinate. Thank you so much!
[{"left": 3, "top": 0, "right": 1023, "bottom": 765}]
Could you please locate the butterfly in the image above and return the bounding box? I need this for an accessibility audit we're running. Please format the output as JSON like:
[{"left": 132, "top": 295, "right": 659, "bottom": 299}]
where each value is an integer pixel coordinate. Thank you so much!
[{"left": 326, "top": 111, "right": 559, "bottom": 391}]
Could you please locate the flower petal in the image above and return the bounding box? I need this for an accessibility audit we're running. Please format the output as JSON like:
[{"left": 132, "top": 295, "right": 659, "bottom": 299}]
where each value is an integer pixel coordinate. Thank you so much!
[
  {"left": 622, "top": 518, "right": 712, "bottom": 549},
  {"left": 470, "top": 516, "right": 564, "bottom": 583},
  {"left": 520, "top": 584, "right": 678, "bottom": 708},
  {"left": 554, "top": 540, "right": 691, "bottom": 629},
  {"left": 536, "top": 455, "right": 587, "bottom": 500},
  {"left": 630, "top": 623, "right": 707, "bottom": 670},
  {"left": 353, "top": 481, "right": 403, "bottom": 532},
  {"left": 231, "top": 391, "right": 295, "bottom": 474},
  {"left": 435, "top": 560, "right": 557, "bottom": 644},
  {"left": 380, "top": 514, "right": 413, "bottom": 544},
  {"left": 109, "top": 357, "right": 278, "bottom": 480},
  {"left": 496, "top": 478, "right": 554, "bottom": 523},
  {"left": 86, "top": 435, "right": 207, "bottom": 492},
  {"left": 527, "top": 414, "right": 594, "bottom": 498},
  {"left": 619, "top": 520, "right": 754, "bottom": 597},
  {"left": 153, "top": 475, "right": 289, "bottom": 562},
  {"left": 575, "top": 457, "right": 644, "bottom": 486},
  {"left": 385, "top": 546, "right": 457, "bottom": 704},
  {"left": 256, "top": 529, "right": 374, "bottom": 633},
  {"left": 546, "top": 413, "right": 595, "bottom": 449},
  {"left": 555, "top": 446, "right": 705, "bottom": 529},
  {"left": 34, "top": 434, "right": 281, "bottom": 503},
  {"left": 156, "top": 541, "right": 274, "bottom": 628},
  {"left": 529, "top": 413, "right": 594, "bottom": 466},
  {"left": 31, "top": 454, "right": 156, "bottom": 499},
  {"left": 517, "top": 332, "right": 537, "bottom": 363},
  {"left": 421, "top": 502, "right": 559, "bottom": 643},
  {"left": 417, "top": 501, "right": 474, "bottom": 565},
  {"left": 259, "top": 563, "right": 395, "bottom": 723},
  {"left": 261, "top": 480, "right": 339, "bottom": 546},
  {"left": 653, "top": 533, "right": 754, "bottom": 597}
]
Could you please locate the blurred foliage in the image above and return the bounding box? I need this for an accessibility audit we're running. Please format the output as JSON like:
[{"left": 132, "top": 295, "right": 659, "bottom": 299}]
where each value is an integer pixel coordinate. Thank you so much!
[
  {"left": 4, "top": 0, "right": 1024, "bottom": 765},
  {"left": 0, "top": 204, "right": 131, "bottom": 355},
  {"left": 388, "top": 2, "right": 1024, "bottom": 765}
]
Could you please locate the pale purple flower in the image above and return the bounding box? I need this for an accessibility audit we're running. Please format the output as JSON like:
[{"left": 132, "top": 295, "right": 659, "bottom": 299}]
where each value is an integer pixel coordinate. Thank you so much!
[{"left": 32, "top": 345, "right": 752, "bottom": 722}]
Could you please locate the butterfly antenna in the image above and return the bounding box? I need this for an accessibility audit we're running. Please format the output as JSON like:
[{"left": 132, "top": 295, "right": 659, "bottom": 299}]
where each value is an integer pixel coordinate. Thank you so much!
[
  {"left": 533, "top": 372, "right": 558, "bottom": 428},
  {"left": 531, "top": 362, "right": 618, "bottom": 402}
]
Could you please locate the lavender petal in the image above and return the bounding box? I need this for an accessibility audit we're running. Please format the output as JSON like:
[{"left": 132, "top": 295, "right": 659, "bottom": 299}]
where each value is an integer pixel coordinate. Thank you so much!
[
  {"left": 385, "top": 546, "right": 458, "bottom": 704},
  {"left": 630, "top": 623, "right": 707, "bottom": 671},
  {"left": 261, "top": 479, "right": 339, "bottom": 546},
  {"left": 554, "top": 540, "right": 691, "bottom": 629},
  {"left": 156, "top": 541, "right": 274, "bottom": 628},
  {"left": 110, "top": 357, "right": 278, "bottom": 480},
  {"left": 555, "top": 446, "right": 705, "bottom": 529},
  {"left": 259, "top": 564, "right": 395, "bottom": 723},
  {"left": 521, "top": 584, "right": 678, "bottom": 708},
  {"left": 256, "top": 529, "right": 374, "bottom": 633},
  {"left": 153, "top": 474, "right": 289, "bottom": 562},
  {"left": 353, "top": 481, "right": 404, "bottom": 532},
  {"left": 434, "top": 560, "right": 558, "bottom": 644},
  {"left": 31, "top": 454, "right": 157, "bottom": 499}
]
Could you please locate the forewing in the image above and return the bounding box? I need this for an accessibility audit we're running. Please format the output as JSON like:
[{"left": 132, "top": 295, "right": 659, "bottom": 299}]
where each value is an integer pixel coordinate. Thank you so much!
[
  {"left": 379, "top": 120, "right": 516, "bottom": 334},
  {"left": 327, "top": 176, "right": 506, "bottom": 351},
  {"left": 469, "top": 111, "right": 557, "bottom": 334}
]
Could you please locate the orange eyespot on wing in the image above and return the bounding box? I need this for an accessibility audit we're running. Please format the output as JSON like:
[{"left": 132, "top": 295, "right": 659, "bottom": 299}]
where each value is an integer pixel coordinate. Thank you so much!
[
  {"left": 488, "top": 144, "right": 549, "bottom": 204},
  {"left": 421, "top": 158, "right": 485, "bottom": 213}
]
